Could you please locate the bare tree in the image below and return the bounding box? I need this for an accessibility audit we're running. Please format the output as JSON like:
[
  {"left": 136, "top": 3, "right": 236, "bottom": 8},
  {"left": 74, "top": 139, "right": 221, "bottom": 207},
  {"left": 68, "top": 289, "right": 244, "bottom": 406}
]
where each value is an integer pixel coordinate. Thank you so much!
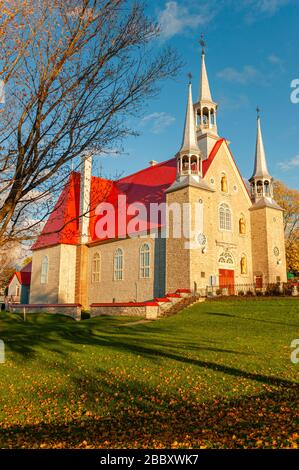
[
  {"left": 0, "top": 0, "right": 181, "bottom": 246},
  {"left": 0, "top": 243, "right": 24, "bottom": 289}
]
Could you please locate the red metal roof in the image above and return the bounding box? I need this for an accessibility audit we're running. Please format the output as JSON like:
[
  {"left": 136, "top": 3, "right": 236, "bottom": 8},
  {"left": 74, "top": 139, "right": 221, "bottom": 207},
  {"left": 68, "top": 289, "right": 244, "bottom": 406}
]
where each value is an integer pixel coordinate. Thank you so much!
[
  {"left": 32, "top": 172, "right": 114, "bottom": 250},
  {"left": 32, "top": 138, "right": 249, "bottom": 250}
]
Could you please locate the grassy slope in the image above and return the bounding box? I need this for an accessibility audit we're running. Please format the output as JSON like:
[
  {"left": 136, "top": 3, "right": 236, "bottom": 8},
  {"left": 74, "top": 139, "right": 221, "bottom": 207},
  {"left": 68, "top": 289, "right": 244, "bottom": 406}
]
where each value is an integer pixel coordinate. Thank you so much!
[{"left": 0, "top": 298, "right": 298, "bottom": 449}]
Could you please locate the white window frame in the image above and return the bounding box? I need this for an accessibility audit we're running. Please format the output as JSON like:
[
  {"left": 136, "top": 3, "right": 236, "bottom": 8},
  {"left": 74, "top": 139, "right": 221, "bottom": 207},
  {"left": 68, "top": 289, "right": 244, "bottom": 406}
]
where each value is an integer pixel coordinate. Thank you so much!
[
  {"left": 219, "top": 203, "right": 232, "bottom": 231},
  {"left": 140, "top": 243, "right": 150, "bottom": 279},
  {"left": 114, "top": 248, "right": 124, "bottom": 281},
  {"left": 92, "top": 252, "right": 101, "bottom": 283},
  {"left": 40, "top": 256, "right": 49, "bottom": 285}
]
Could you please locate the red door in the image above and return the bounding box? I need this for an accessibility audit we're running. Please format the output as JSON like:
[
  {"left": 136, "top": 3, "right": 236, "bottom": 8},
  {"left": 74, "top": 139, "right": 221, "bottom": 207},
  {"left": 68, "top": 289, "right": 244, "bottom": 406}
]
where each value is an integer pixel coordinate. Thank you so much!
[
  {"left": 219, "top": 269, "right": 235, "bottom": 295},
  {"left": 255, "top": 276, "right": 263, "bottom": 289}
]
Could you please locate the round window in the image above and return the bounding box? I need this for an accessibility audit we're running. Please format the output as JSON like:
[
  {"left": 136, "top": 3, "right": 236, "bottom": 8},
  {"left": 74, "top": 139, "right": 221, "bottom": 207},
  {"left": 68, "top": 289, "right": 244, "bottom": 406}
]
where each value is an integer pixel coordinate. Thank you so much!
[{"left": 197, "top": 233, "right": 207, "bottom": 246}]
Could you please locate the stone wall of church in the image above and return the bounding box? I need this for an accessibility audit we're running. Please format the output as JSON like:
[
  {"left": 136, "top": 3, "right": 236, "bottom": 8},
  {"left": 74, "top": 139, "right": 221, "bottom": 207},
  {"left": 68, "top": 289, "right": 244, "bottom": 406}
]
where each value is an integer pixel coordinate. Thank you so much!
[
  {"left": 87, "top": 235, "right": 166, "bottom": 304},
  {"left": 165, "top": 188, "right": 192, "bottom": 293},
  {"left": 199, "top": 144, "right": 253, "bottom": 290},
  {"left": 30, "top": 244, "right": 77, "bottom": 304},
  {"left": 166, "top": 142, "right": 254, "bottom": 294},
  {"left": 250, "top": 206, "right": 287, "bottom": 284}
]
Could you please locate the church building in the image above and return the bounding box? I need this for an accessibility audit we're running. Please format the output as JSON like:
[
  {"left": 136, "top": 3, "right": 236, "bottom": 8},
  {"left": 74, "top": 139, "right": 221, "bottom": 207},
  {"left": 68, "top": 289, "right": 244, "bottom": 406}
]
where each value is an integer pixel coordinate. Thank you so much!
[{"left": 29, "top": 44, "right": 287, "bottom": 309}]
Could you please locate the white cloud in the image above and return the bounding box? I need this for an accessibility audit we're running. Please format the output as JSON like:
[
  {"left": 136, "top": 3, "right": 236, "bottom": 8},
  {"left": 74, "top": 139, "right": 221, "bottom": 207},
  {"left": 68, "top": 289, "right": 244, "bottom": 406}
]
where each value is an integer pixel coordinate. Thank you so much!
[
  {"left": 157, "top": 1, "right": 293, "bottom": 38},
  {"left": 253, "top": 0, "right": 290, "bottom": 14},
  {"left": 268, "top": 54, "right": 281, "bottom": 64},
  {"left": 217, "top": 66, "right": 260, "bottom": 84},
  {"left": 278, "top": 155, "right": 299, "bottom": 171},
  {"left": 242, "top": 0, "right": 292, "bottom": 22},
  {"left": 157, "top": 1, "right": 213, "bottom": 39},
  {"left": 218, "top": 94, "right": 250, "bottom": 110},
  {"left": 267, "top": 54, "right": 285, "bottom": 71},
  {"left": 141, "top": 112, "right": 176, "bottom": 134}
]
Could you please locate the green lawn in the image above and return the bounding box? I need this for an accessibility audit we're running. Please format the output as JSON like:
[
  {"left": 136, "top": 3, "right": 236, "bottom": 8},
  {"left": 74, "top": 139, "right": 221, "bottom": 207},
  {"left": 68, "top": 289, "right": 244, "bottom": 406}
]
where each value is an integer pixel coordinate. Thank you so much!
[{"left": 0, "top": 298, "right": 298, "bottom": 449}]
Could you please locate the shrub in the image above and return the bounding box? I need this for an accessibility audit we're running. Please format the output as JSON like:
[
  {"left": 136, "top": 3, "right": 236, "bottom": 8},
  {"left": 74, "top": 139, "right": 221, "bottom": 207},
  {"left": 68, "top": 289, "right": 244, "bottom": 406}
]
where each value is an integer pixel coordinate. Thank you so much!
[
  {"left": 81, "top": 310, "right": 91, "bottom": 320},
  {"left": 265, "top": 284, "right": 283, "bottom": 296}
]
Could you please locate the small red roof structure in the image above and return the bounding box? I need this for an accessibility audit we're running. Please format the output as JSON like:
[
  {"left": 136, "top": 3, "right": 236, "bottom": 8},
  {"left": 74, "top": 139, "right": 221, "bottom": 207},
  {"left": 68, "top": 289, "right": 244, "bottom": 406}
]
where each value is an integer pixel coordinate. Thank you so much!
[{"left": 8, "top": 271, "right": 31, "bottom": 287}]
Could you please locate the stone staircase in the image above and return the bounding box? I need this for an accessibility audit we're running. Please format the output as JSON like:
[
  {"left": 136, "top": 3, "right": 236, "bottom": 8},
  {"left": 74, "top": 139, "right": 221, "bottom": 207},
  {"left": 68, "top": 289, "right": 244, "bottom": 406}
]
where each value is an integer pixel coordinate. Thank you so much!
[{"left": 154, "top": 289, "right": 205, "bottom": 319}]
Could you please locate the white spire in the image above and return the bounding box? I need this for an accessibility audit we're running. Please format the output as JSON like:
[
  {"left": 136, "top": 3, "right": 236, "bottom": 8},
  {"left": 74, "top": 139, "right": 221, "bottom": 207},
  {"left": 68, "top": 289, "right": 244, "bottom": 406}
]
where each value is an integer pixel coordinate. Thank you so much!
[
  {"left": 251, "top": 111, "right": 271, "bottom": 179},
  {"left": 180, "top": 81, "right": 199, "bottom": 154},
  {"left": 199, "top": 50, "right": 212, "bottom": 102}
]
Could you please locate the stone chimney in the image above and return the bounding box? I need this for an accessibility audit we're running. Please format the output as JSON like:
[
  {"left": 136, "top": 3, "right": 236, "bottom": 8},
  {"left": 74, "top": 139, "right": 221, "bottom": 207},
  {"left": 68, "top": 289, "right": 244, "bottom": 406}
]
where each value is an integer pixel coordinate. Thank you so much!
[{"left": 79, "top": 153, "right": 92, "bottom": 244}]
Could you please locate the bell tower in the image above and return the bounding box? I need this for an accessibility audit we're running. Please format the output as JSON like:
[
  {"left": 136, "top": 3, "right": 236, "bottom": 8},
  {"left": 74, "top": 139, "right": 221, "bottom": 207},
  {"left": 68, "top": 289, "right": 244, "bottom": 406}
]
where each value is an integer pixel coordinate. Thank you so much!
[
  {"left": 194, "top": 36, "right": 219, "bottom": 159},
  {"left": 167, "top": 77, "right": 212, "bottom": 193},
  {"left": 249, "top": 109, "right": 287, "bottom": 285},
  {"left": 165, "top": 77, "right": 213, "bottom": 294},
  {"left": 249, "top": 108, "right": 274, "bottom": 202}
]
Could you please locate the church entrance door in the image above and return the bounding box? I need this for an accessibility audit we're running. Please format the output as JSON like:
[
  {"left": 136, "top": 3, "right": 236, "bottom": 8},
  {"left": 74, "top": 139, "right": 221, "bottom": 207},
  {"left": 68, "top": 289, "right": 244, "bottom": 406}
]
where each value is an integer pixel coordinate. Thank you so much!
[
  {"left": 219, "top": 269, "right": 235, "bottom": 295},
  {"left": 255, "top": 275, "right": 263, "bottom": 289}
]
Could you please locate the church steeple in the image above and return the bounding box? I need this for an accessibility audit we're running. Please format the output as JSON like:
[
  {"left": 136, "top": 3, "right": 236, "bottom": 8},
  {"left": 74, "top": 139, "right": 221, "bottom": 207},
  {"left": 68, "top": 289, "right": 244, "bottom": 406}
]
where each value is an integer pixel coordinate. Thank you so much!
[
  {"left": 166, "top": 77, "right": 213, "bottom": 194},
  {"left": 177, "top": 78, "right": 202, "bottom": 180},
  {"left": 198, "top": 42, "right": 212, "bottom": 102},
  {"left": 180, "top": 78, "right": 200, "bottom": 154},
  {"left": 194, "top": 36, "right": 219, "bottom": 159},
  {"left": 249, "top": 109, "right": 274, "bottom": 203}
]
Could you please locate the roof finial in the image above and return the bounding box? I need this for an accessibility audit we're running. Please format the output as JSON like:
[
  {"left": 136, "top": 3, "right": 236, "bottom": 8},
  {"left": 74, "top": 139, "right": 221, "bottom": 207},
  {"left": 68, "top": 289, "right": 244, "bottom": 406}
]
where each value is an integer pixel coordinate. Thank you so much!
[
  {"left": 199, "top": 33, "right": 206, "bottom": 55},
  {"left": 188, "top": 72, "right": 193, "bottom": 84}
]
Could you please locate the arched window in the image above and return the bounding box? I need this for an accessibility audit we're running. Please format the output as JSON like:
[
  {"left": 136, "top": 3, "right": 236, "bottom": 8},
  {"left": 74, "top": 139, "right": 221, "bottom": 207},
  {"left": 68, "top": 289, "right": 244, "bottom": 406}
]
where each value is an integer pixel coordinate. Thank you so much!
[
  {"left": 182, "top": 155, "right": 189, "bottom": 174},
  {"left": 218, "top": 251, "right": 234, "bottom": 265},
  {"left": 202, "top": 107, "right": 209, "bottom": 126},
  {"left": 196, "top": 110, "right": 201, "bottom": 126},
  {"left": 264, "top": 180, "right": 270, "bottom": 196},
  {"left": 41, "top": 256, "right": 49, "bottom": 284},
  {"left": 140, "top": 243, "right": 150, "bottom": 279},
  {"left": 114, "top": 248, "right": 124, "bottom": 281},
  {"left": 219, "top": 203, "right": 232, "bottom": 231},
  {"left": 191, "top": 155, "right": 199, "bottom": 174},
  {"left": 257, "top": 180, "right": 263, "bottom": 195},
  {"left": 239, "top": 215, "right": 246, "bottom": 235},
  {"left": 92, "top": 252, "right": 101, "bottom": 283},
  {"left": 221, "top": 174, "right": 228, "bottom": 193},
  {"left": 241, "top": 255, "right": 247, "bottom": 274},
  {"left": 210, "top": 109, "right": 215, "bottom": 126}
]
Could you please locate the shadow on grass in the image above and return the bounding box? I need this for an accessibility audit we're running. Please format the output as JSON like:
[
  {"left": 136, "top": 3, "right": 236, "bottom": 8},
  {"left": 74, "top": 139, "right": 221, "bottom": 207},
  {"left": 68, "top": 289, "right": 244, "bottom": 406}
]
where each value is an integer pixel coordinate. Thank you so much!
[
  {"left": 0, "top": 370, "right": 298, "bottom": 449},
  {"left": 1, "top": 313, "right": 297, "bottom": 389}
]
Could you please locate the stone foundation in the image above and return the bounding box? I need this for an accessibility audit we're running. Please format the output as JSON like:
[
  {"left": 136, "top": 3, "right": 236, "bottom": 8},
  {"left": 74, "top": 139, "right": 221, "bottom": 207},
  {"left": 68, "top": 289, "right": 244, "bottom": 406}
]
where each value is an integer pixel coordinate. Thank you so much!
[
  {"left": 9, "top": 304, "right": 82, "bottom": 321},
  {"left": 90, "top": 302, "right": 160, "bottom": 320}
]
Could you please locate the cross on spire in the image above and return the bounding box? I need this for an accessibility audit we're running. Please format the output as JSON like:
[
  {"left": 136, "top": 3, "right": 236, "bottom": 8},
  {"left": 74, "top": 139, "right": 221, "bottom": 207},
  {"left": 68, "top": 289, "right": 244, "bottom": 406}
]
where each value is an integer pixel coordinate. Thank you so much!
[
  {"left": 199, "top": 34, "right": 206, "bottom": 55},
  {"left": 188, "top": 72, "right": 193, "bottom": 84},
  {"left": 256, "top": 106, "right": 261, "bottom": 118}
]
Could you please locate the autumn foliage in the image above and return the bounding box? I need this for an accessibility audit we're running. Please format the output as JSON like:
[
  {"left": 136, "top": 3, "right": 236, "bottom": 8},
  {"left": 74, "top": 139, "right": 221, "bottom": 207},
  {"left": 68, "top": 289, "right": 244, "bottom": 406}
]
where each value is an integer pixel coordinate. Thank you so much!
[{"left": 274, "top": 181, "right": 299, "bottom": 273}]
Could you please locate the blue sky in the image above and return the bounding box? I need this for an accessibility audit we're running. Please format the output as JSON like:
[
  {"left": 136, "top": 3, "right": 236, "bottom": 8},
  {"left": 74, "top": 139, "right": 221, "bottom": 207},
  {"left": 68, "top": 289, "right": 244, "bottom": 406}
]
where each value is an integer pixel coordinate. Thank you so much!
[{"left": 95, "top": 0, "right": 299, "bottom": 189}]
